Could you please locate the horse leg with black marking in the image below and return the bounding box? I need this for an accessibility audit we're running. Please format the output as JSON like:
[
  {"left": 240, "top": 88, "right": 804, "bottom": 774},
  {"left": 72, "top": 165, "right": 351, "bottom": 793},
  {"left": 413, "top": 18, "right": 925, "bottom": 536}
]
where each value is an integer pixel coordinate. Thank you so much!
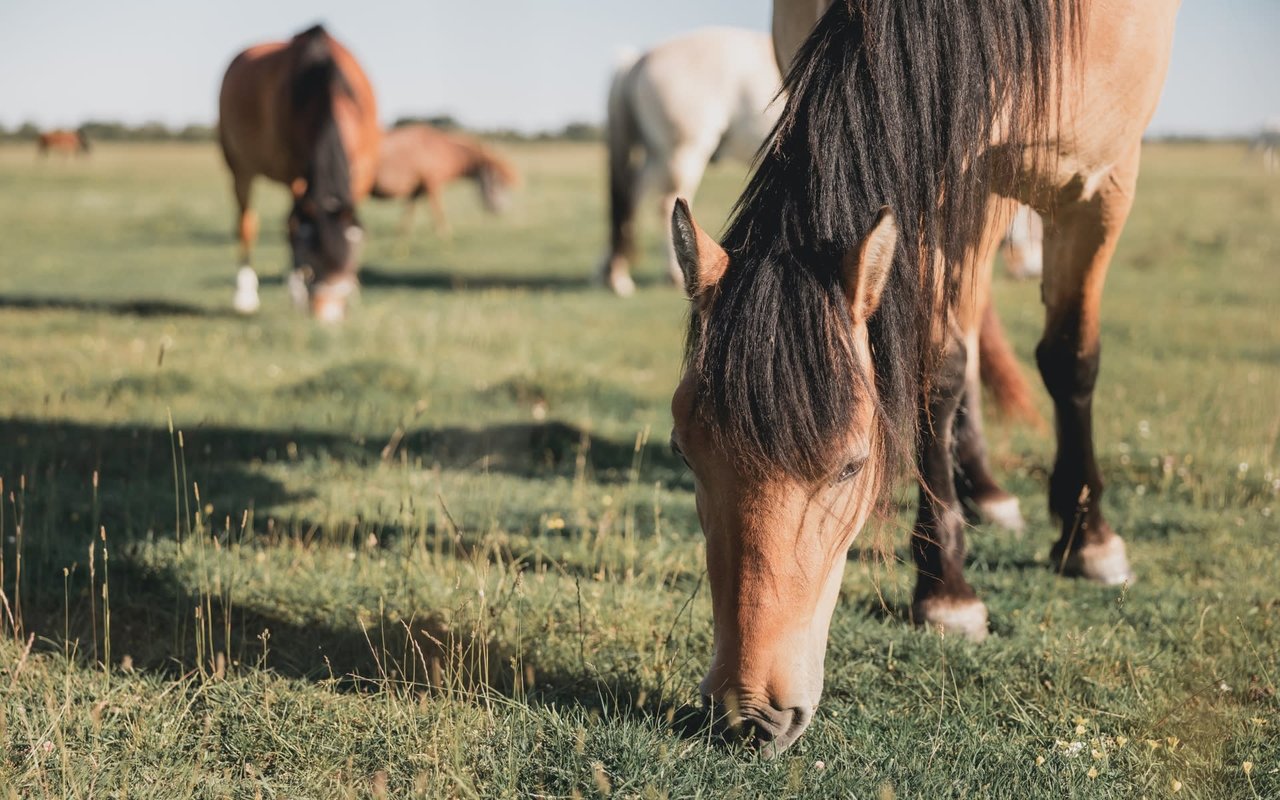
[
  {"left": 602, "top": 155, "right": 662, "bottom": 296},
  {"left": 1036, "top": 147, "right": 1141, "bottom": 585},
  {"left": 232, "top": 171, "right": 260, "bottom": 314},
  {"left": 912, "top": 337, "right": 989, "bottom": 641}
]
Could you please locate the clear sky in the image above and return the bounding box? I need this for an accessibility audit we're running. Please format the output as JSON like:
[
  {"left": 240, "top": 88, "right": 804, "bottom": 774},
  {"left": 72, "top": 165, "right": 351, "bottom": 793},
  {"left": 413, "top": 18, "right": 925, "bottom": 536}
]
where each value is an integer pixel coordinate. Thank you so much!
[{"left": 1, "top": 1, "right": 1275, "bottom": 136}]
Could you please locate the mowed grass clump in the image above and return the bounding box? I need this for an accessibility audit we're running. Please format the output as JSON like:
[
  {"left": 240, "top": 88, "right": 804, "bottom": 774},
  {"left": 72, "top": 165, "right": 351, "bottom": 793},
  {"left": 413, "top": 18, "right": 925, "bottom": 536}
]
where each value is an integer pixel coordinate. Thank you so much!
[{"left": 0, "top": 140, "right": 1277, "bottom": 797}]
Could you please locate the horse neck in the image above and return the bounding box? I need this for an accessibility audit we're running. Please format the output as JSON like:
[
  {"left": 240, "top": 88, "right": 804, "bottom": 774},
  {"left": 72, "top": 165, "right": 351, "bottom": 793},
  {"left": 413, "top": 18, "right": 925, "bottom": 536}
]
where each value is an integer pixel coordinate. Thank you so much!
[{"left": 455, "top": 141, "right": 496, "bottom": 181}]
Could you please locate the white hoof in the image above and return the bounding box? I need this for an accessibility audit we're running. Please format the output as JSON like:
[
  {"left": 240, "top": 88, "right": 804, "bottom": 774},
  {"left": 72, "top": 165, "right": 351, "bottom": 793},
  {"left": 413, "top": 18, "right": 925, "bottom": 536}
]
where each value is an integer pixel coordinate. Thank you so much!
[
  {"left": 606, "top": 272, "right": 636, "bottom": 297},
  {"left": 1055, "top": 536, "right": 1134, "bottom": 586},
  {"left": 977, "top": 495, "right": 1025, "bottom": 533},
  {"left": 915, "top": 598, "right": 989, "bottom": 642},
  {"left": 233, "top": 266, "right": 260, "bottom": 315}
]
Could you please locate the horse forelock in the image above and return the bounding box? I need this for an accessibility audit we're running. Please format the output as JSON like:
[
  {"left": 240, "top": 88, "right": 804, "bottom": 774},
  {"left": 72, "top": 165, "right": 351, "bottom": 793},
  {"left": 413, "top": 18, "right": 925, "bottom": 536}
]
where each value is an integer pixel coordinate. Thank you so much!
[{"left": 687, "top": 0, "right": 1081, "bottom": 495}]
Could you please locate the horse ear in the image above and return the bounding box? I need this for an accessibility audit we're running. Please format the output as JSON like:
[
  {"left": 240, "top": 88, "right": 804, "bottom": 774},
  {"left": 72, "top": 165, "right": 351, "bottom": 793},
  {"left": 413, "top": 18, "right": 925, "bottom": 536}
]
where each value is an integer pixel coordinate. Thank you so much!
[
  {"left": 671, "top": 198, "right": 728, "bottom": 303},
  {"left": 841, "top": 207, "right": 897, "bottom": 321}
]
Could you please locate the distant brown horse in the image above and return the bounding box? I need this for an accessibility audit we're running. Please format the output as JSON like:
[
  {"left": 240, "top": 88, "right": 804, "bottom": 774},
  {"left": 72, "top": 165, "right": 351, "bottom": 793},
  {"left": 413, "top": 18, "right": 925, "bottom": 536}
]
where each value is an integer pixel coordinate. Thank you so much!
[
  {"left": 218, "top": 24, "right": 380, "bottom": 321},
  {"left": 37, "top": 130, "right": 90, "bottom": 157},
  {"left": 372, "top": 124, "right": 520, "bottom": 242}
]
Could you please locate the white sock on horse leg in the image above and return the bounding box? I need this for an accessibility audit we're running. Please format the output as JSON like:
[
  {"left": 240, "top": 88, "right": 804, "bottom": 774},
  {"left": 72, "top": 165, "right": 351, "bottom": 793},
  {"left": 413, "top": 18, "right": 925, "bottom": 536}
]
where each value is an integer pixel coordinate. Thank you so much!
[{"left": 234, "top": 265, "right": 261, "bottom": 314}]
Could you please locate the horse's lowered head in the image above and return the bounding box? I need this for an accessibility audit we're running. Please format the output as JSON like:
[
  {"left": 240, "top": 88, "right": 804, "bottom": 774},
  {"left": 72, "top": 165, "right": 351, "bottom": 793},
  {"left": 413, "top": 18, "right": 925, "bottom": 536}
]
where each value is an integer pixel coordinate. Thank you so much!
[
  {"left": 668, "top": 199, "right": 899, "bottom": 757},
  {"left": 286, "top": 176, "right": 363, "bottom": 322},
  {"left": 283, "top": 25, "right": 366, "bottom": 322},
  {"left": 475, "top": 150, "right": 520, "bottom": 215}
]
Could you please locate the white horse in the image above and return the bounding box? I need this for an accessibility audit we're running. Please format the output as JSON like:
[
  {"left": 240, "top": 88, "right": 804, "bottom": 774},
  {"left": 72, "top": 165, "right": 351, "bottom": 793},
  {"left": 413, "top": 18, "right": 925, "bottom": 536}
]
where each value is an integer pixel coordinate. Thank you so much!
[
  {"left": 1002, "top": 204, "right": 1044, "bottom": 279},
  {"left": 599, "top": 28, "right": 783, "bottom": 296}
]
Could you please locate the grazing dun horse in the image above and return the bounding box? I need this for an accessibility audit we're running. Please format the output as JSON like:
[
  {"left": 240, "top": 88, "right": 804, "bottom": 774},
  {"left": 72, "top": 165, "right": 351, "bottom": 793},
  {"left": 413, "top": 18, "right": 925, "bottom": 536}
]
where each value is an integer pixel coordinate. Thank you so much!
[
  {"left": 37, "top": 129, "right": 90, "bottom": 157},
  {"left": 218, "top": 24, "right": 380, "bottom": 321},
  {"left": 600, "top": 28, "right": 783, "bottom": 296},
  {"left": 670, "top": 0, "right": 1179, "bottom": 754},
  {"left": 372, "top": 123, "right": 520, "bottom": 241}
]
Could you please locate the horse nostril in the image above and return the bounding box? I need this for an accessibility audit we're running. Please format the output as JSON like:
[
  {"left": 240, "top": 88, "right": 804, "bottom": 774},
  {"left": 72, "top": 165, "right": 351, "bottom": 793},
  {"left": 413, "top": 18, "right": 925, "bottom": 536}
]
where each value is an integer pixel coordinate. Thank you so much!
[{"left": 742, "top": 717, "right": 779, "bottom": 749}]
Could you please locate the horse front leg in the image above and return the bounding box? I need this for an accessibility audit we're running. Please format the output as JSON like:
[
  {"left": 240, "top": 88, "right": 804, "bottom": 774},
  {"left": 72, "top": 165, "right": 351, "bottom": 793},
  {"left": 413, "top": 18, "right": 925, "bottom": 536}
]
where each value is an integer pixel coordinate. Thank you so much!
[
  {"left": 1036, "top": 146, "right": 1141, "bottom": 585},
  {"left": 232, "top": 171, "right": 260, "bottom": 314},
  {"left": 912, "top": 335, "right": 989, "bottom": 641}
]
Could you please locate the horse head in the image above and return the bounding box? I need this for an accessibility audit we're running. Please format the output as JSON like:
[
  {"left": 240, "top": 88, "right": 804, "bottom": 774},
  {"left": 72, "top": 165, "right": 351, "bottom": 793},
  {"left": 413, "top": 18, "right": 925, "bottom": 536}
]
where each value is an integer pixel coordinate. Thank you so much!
[{"left": 669, "top": 199, "right": 898, "bottom": 757}]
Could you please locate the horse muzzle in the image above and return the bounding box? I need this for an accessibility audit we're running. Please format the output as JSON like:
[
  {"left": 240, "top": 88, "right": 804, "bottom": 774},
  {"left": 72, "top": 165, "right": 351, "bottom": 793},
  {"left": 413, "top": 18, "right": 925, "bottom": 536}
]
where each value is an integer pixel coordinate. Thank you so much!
[
  {"left": 702, "top": 689, "right": 816, "bottom": 759},
  {"left": 289, "top": 267, "right": 357, "bottom": 322}
]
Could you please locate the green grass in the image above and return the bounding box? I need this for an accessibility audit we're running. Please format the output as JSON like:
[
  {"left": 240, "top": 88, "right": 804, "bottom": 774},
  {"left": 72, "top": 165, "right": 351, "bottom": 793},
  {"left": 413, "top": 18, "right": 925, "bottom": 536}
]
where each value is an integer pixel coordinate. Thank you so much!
[{"left": 0, "top": 140, "right": 1276, "bottom": 798}]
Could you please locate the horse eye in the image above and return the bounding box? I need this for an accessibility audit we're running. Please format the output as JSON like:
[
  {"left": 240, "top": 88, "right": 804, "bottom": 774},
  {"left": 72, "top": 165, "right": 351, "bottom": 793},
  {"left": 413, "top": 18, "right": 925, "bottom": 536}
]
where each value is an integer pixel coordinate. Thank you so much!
[
  {"left": 669, "top": 437, "right": 691, "bottom": 470},
  {"left": 834, "top": 459, "right": 865, "bottom": 484}
]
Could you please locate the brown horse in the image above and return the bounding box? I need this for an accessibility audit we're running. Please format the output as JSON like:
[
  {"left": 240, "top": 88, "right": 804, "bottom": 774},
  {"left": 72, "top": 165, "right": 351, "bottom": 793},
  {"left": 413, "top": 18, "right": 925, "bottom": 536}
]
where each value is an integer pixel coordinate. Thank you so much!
[
  {"left": 670, "top": 0, "right": 1179, "bottom": 755},
  {"left": 372, "top": 124, "right": 520, "bottom": 242},
  {"left": 218, "top": 24, "right": 380, "bottom": 321},
  {"left": 37, "top": 129, "right": 90, "bottom": 157}
]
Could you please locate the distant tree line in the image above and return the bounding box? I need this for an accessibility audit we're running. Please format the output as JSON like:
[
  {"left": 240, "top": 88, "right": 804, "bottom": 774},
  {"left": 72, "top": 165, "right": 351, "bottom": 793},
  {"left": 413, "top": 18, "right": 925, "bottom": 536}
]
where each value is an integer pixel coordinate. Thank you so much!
[
  {"left": 390, "top": 115, "right": 602, "bottom": 142},
  {"left": 0, "top": 120, "right": 217, "bottom": 142},
  {"left": 0, "top": 116, "right": 603, "bottom": 143}
]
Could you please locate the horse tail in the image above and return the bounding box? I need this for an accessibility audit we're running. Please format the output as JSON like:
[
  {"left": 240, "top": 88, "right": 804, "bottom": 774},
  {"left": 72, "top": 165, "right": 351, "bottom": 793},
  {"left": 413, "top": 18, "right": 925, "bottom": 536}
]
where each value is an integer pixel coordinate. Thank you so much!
[
  {"left": 605, "top": 49, "right": 642, "bottom": 263},
  {"left": 978, "top": 302, "right": 1043, "bottom": 428}
]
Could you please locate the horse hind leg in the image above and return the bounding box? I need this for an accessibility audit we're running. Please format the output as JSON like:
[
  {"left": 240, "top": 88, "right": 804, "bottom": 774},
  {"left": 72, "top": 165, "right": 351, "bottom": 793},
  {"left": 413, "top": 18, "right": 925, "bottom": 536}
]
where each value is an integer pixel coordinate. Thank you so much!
[
  {"left": 601, "top": 155, "right": 664, "bottom": 296},
  {"left": 954, "top": 200, "right": 1027, "bottom": 532},
  {"left": 1037, "top": 146, "right": 1141, "bottom": 585},
  {"left": 954, "top": 320, "right": 1026, "bottom": 533},
  {"left": 232, "top": 171, "right": 260, "bottom": 314}
]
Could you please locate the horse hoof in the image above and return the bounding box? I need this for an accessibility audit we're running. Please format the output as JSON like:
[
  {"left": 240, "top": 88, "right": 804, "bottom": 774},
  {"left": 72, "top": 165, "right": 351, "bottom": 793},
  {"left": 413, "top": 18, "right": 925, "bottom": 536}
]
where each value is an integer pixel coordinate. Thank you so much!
[
  {"left": 606, "top": 273, "right": 636, "bottom": 297},
  {"left": 233, "top": 266, "right": 260, "bottom": 314},
  {"left": 976, "top": 495, "right": 1025, "bottom": 533},
  {"left": 914, "top": 597, "right": 989, "bottom": 642},
  {"left": 1053, "top": 536, "right": 1134, "bottom": 586}
]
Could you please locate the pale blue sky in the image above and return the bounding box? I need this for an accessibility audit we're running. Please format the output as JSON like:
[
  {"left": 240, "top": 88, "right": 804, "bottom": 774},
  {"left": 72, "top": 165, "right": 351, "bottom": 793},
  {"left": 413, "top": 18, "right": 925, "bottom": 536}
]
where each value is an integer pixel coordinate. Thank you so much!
[{"left": 1, "top": 1, "right": 1275, "bottom": 135}]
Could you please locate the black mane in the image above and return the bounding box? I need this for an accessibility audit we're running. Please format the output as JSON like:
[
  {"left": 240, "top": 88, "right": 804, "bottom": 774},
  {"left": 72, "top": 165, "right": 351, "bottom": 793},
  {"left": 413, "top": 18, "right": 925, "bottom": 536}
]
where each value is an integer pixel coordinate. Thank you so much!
[
  {"left": 288, "top": 24, "right": 354, "bottom": 210},
  {"left": 686, "top": 0, "right": 1079, "bottom": 487}
]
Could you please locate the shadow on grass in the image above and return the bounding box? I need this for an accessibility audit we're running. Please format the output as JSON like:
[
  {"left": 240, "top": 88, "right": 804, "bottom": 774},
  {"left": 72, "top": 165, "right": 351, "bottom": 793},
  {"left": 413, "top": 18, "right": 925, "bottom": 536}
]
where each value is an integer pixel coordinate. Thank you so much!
[
  {"left": 9, "top": 544, "right": 722, "bottom": 745},
  {"left": 0, "top": 294, "right": 231, "bottom": 318},
  {"left": 0, "top": 415, "right": 695, "bottom": 718},
  {"left": 0, "top": 416, "right": 686, "bottom": 576},
  {"left": 359, "top": 265, "right": 592, "bottom": 293}
]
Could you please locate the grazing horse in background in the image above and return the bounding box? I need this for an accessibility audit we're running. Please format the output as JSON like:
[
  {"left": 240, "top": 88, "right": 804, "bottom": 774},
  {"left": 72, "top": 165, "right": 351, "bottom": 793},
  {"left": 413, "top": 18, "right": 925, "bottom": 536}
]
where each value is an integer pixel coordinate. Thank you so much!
[
  {"left": 670, "top": 0, "right": 1179, "bottom": 754},
  {"left": 372, "top": 123, "right": 520, "bottom": 242},
  {"left": 38, "top": 129, "right": 90, "bottom": 157},
  {"left": 599, "top": 28, "right": 783, "bottom": 296},
  {"left": 1003, "top": 204, "right": 1045, "bottom": 279},
  {"left": 218, "top": 24, "right": 380, "bottom": 322},
  {"left": 1257, "top": 117, "right": 1280, "bottom": 175}
]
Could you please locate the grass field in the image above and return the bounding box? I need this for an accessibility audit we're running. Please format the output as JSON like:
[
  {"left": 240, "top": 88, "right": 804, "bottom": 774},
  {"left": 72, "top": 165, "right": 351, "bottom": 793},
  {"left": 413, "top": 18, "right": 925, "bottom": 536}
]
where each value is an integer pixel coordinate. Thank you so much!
[{"left": 0, "top": 140, "right": 1276, "bottom": 798}]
